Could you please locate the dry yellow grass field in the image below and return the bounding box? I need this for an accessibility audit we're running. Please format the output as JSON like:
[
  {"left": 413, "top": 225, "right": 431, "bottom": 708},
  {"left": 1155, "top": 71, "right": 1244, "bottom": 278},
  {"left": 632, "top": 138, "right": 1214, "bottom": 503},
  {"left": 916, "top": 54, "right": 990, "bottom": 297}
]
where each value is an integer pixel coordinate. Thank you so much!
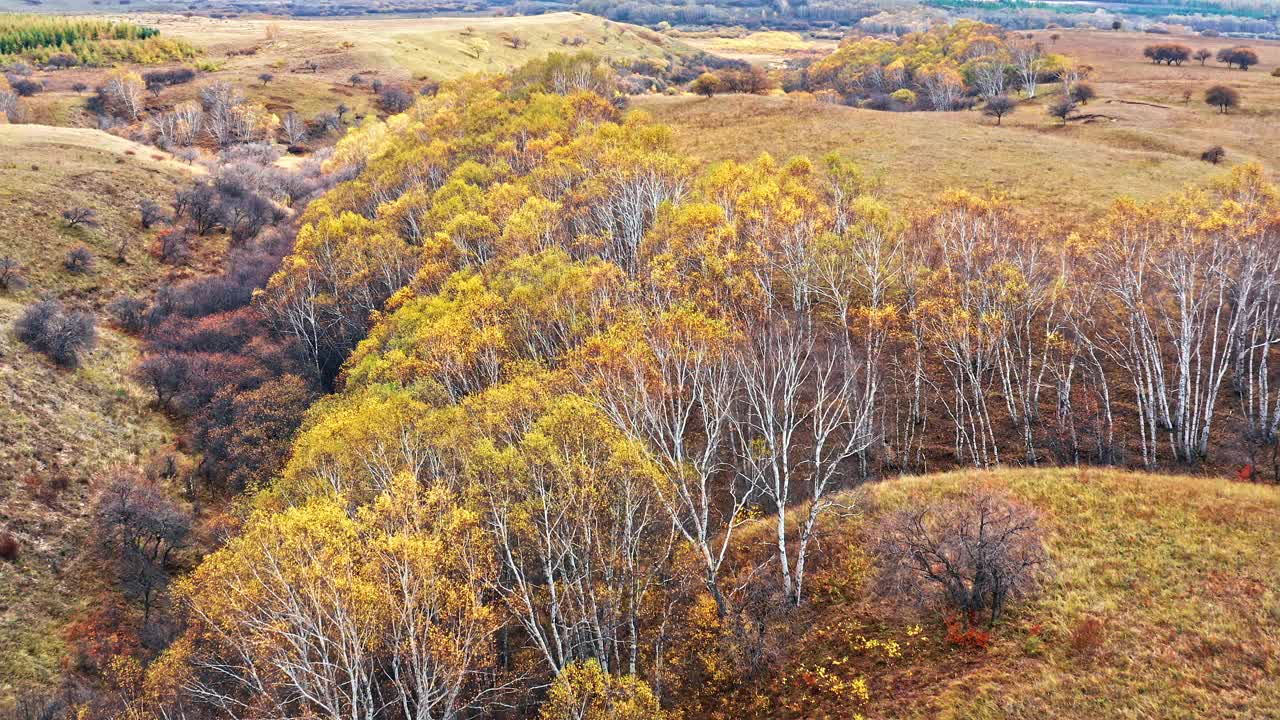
[
  {"left": 634, "top": 28, "right": 1280, "bottom": 221},
  {"left": 12, "top": 12, "right": 697, "bottom": 123},
  {"left": 0, "top": 124, "right": 196, "bottom": 299},
  {"left": 675, "top": 28, "right": 836, "bottom": 65},
  {"left": 632, "top": 92, "right": 1218, "bottom": 221},
  {"left": 635, "top": 28, "right": 1279, "bottom": 224}
]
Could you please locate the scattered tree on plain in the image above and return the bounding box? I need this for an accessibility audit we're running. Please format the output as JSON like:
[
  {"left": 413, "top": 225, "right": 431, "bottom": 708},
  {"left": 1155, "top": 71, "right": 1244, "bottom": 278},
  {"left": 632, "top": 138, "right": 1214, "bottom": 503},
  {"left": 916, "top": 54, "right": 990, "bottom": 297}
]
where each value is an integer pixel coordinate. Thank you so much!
[
  {"left": 1217, "top": 46, "right": 1259, "bottom": 70},
  {"left": 1143, "top": 43, "right": 1191, "bottom": 65},
  {"left": 1048, "top": 96, "right": 1076, "bottom": 124},
  {"left": 1201, "top": 145, "right": 1226, "bottom": 164},
  {"left": 62, "top": 207, "right": 99, "bottom": 229},
  {"left": 64, "top": 245, "right": 95, "bottom": 273},
  {"left": 1069, "top": 82, "right": 1096, "bottom": 105},
  {"left": 691, "top": 71, "right": 720, "bottom": 98},
  {"left": 1205, "top": 84, "right": 1240, "bottom": 113}
]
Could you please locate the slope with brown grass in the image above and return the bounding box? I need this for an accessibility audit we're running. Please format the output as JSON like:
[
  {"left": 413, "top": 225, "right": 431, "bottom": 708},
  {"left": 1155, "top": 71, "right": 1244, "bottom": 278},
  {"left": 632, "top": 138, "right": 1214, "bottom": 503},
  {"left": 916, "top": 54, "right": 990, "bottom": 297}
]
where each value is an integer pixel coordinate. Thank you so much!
[
  {"left": 632, "top": 92, "right": 1223, "bottom": 223},
  {"left": 706, "top": 467, "right": 1280, "bottom": 719},
  {"left": 136, "top": 12, "right": 697, "bottom": 119},
  {"left": 0, "top": 124, "right": 191, "bottom": 704},
  {"left": 634, "top": 28, "right": 1280, "bottom": 226},
  {"left": 0, "top": 123, "right": 198, "bottom": 300}
]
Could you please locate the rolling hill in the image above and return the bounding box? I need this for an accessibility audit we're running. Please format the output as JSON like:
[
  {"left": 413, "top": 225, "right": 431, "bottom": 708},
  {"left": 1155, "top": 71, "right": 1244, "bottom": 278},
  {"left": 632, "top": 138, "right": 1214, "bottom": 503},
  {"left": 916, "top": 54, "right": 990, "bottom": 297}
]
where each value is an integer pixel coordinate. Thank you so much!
[{"left": 716, "top": 467, "right": 1280, "bottom": 719}]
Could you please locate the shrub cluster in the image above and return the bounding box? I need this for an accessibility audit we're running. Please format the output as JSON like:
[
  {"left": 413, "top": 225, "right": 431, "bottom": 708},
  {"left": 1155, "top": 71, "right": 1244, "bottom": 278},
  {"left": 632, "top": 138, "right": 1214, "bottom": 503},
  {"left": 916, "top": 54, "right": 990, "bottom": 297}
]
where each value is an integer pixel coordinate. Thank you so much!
[
  {"left": 874, "top": 490, "right": 1048, "bottom": 627},
  {"left": 129, "top": 151, "right": 333, "bottom": 491},
  {"left": 15, "top": 299, "right": 97, "bottom": 367}
]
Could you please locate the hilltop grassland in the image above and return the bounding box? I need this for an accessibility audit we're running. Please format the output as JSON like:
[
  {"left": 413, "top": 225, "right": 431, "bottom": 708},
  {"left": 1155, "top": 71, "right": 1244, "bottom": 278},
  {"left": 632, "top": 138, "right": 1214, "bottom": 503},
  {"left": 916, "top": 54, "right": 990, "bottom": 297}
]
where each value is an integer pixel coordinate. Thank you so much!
[
  {"left": 635, "top": 28, "right": 1280, "bottom": 222},
  {"left": 1030, "top": 29, "right": 1280, "bottom": 170},
  {"left": 632, "top": 92, "right": 1220, "bottom": 220},
  {"left": 137, "top": 12, "right": 694, "bottom": 114},
  {"left": 7, "top": 12, "right": 699, "bottom": 124},
  {"left": 716, "top": 467, "right": 1280, "bottom": 719},
  {"left": 674, "top": 28, "right": 837, "bottom": 65}
]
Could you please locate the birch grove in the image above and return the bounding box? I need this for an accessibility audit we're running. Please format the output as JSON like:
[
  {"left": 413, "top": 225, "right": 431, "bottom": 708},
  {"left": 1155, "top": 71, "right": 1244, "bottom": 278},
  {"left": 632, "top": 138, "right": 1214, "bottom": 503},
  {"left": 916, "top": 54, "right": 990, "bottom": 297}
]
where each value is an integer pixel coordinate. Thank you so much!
[{"left": 150, "top": 66, "right": 1280, "bottom": 720}]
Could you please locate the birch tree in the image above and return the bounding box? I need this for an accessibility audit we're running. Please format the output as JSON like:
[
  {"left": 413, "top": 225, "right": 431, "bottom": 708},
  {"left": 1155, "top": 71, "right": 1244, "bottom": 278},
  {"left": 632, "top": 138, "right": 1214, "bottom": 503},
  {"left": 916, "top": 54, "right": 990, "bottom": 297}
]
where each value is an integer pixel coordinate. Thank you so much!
[
  {"left": 1094, "top": 191, "right": 1248, "bottom": 465},
  {"left": 473, "top": 393, "right": 671, "bottom": 676},
  {"left": 1010, "top": 41, "right": 1044, "bottom": 99},
  {"left": 579, "top": 307, "right": 746, "bottom": 617}
]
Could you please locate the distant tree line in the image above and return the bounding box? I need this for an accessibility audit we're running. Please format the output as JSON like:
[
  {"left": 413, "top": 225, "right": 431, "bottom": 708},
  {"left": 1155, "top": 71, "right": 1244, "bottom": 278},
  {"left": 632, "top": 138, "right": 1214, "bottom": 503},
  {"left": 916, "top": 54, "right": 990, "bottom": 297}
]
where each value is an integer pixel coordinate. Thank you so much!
[
  {"left": 797, "top": 21, "right": 1079, "bottom": 111},
  {"left": 0, "top": 15, "right": 196, "bottom": 66}
]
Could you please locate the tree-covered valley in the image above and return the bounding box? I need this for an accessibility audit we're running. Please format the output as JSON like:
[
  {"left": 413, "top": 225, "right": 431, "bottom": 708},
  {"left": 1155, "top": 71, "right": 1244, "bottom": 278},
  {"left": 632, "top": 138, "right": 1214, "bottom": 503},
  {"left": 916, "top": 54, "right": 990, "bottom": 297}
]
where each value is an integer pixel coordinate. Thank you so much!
[{"left": 2, "top": 10, "right": 1280, "bottom": 720}]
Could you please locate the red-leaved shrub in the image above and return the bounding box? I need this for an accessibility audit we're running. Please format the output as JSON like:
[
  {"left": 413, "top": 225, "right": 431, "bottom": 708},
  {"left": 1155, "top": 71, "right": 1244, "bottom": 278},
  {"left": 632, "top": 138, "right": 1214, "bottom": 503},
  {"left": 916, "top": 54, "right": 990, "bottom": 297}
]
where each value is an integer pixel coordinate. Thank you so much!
[{"left": 0, "top": 533, "right": 18, "bottom": 561}]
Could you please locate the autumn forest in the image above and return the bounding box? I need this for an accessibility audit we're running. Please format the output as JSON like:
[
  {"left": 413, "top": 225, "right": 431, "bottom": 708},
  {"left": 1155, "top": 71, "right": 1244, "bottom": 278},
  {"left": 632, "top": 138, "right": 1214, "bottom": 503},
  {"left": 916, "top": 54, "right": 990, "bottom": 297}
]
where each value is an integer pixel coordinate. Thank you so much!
[{"left": 2, "top": 8, "right": 1280, "bottom": 720}]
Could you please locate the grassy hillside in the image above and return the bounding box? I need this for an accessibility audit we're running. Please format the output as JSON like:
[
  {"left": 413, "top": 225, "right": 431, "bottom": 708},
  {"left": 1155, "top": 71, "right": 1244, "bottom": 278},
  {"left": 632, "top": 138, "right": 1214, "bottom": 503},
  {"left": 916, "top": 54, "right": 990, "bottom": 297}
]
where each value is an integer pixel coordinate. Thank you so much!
[
  {"left": 726, "top": 467, "right": 1280, "bottom": 719},
  {"left": 0, "top": 298, "right": 175, "bottom": 702},
  {"left": 635, "top": 28, "right": 1280, "bottom": 223},
  {"left": 674, "top": 28, "right": 836, "bottom": 65},
  {"left": 0, "top": 124, "right": 190, "bottom": 704},
  {"left": 1033, "top": 29, "right": 1280, "bottom": 171},
  {"left": 132, "top": 12, "right": 696, "bottom": 117},
  {"left": 633, "top": 93, "right": 1222, "bottom": 221},
  {"left": 0, "top": 124, "right": 197, "bottom": 301}
]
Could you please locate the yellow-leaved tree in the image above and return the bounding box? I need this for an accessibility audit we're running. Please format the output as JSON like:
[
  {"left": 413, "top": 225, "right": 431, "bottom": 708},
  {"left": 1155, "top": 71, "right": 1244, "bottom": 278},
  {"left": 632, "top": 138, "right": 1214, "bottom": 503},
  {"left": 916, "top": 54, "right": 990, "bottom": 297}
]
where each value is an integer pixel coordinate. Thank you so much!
[{"left": 175, "top": 477, "right": 501, "bottom": 719}]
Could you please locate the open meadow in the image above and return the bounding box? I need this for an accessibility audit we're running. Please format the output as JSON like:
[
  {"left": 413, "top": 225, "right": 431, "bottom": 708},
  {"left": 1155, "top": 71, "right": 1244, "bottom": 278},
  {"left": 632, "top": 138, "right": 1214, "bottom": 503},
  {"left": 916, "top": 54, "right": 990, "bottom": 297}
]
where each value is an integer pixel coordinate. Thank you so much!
[
  {"left": 13, "top": 11, "right": 698, "bottom": 124},
  {"left": 637, "top": 28, "right": 1280, "bottom": 224}
]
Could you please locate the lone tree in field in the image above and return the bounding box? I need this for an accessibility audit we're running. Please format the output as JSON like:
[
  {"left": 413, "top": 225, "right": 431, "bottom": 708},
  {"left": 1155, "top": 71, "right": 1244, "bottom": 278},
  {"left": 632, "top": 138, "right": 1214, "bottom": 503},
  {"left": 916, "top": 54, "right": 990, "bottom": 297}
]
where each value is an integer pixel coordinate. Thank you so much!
[
  {"left": 873, "top": 489, "right": 1048, "bottom": 627},
  {"left": 258, "top": 72, "right": 274, "bottom": 86},
  {"left": 349, "top": 73, "right": 364, "bottom": 88},
  {"left": 691, "top": 72, "right": 721, "bottom": 99},
  {"left": 0, "top": 255, "right": 26, "bottom": 292},
  {"left": 1048, "top": 96, "right": 1076, "bottom": 125},
  {"left": 1205, "top": 84, "right": 1240, "bottom": 113},
  {"left": 1193, "top": 48, "right": 1212, "bottom": 65},
  {"left": 983, "top": 95, "right": 1016, "bottom": 125},
  {"left": 1217, "top": 46, "right": 1259, "bottom": 71},
  {"left": 62, "top": 207, "right": 99, "bottom": 229},
  {"left": 1069, "top": 82, "right": 1096, "bottom": 105}
]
